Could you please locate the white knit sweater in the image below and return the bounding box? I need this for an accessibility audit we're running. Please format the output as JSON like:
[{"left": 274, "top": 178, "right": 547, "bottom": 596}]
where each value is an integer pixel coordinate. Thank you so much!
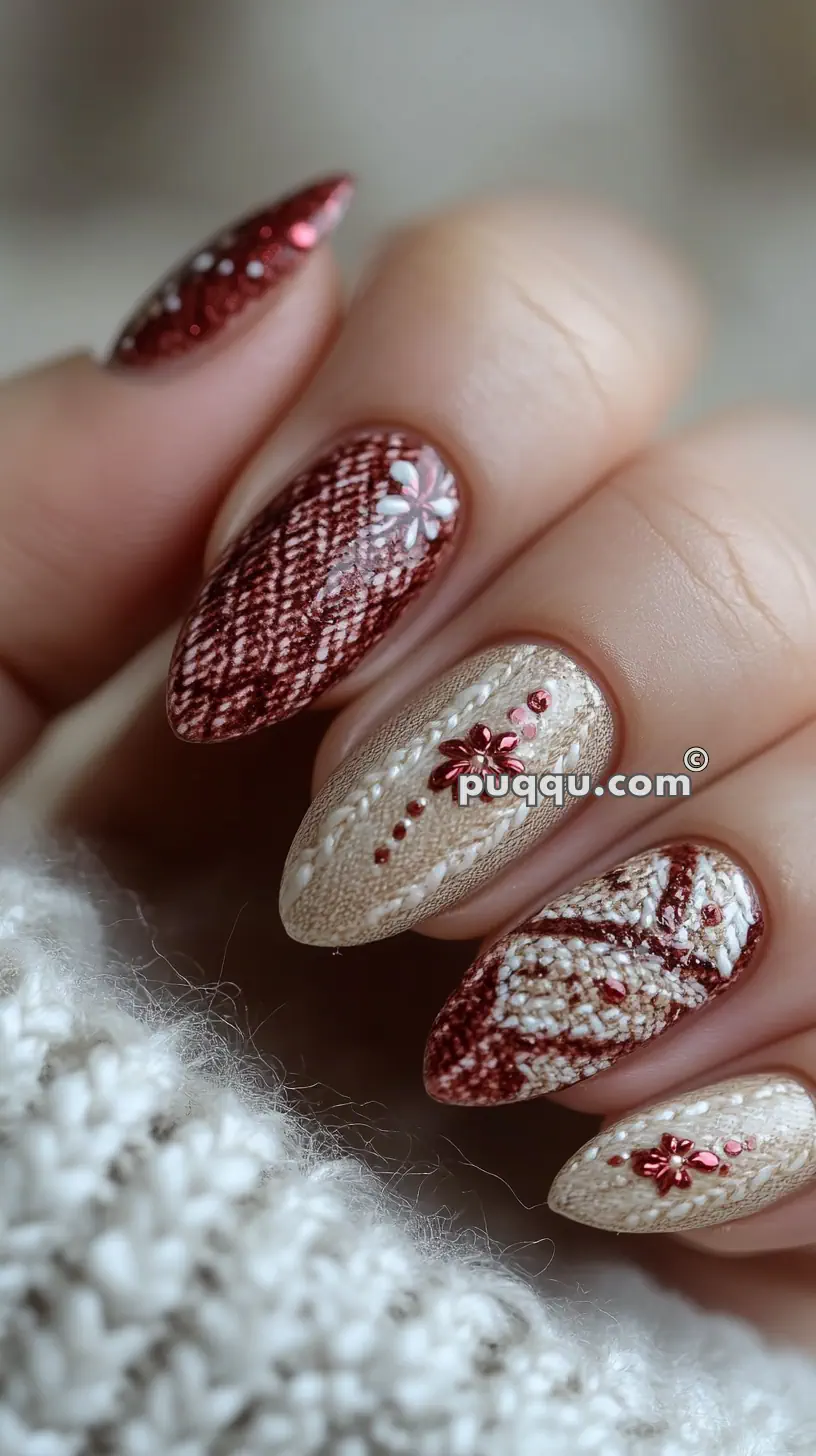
[{"left": 1, "top": 846, "right": 815, "bottom": 1455}]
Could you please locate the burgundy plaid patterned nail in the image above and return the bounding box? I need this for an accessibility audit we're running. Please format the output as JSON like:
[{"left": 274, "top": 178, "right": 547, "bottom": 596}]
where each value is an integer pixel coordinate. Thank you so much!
[{"left": 168, "top": 431, "right": 461, "bottom": 740}]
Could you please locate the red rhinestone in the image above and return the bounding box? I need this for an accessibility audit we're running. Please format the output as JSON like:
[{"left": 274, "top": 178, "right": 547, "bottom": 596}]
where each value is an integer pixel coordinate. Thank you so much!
[
  {"left": 607, "top": 1155, "right": 625, "bottom": 1166},
  {"left": 439, "top": 738, "right": 469, "bottom": 758},
  {"left": 288, "top": 220, "right": 318, "bottom": 249},
  {"left": 631, "top": 1152, "right": 664, "bottom": 1177},
  {"left": 601, "top": 977, "right": 627, "bottom": 1004},
  {"left": 686, "top": 1149, "right": 719, "bottom": 1172},
  {"left": 527, "top": 689, "right": 551, "bottom": 714},
  {"left": 744, "top": 1136, "right": 757, "bottom": 1151},
  {"left": 701, "top": 903, "right": 723, "bottom": 927},
  {"left": 429, "top": 759, "right": 469, "bottom": 791},
  {"left": 723, "top": 1140, "right": 743, "bottom": 1157},
  {"left": 508, "top": 705, "right": 537, "bottom": 739},
  {"left": 374, "top": 846, "right": 390, "bottom": 865},
  {"left": 393, "top": 822, "right": 407, "bottom": 841},
  {"left": 491, "top": 730, "right": 520, "bottom": 754},
  {"left": 718, "top": 1164, "right": 730, "bottom": 1176},
  {"left": 406, "top": 800, "right": 425, "bottom": 818},
  {"left": 468, "top": 723, "right": 492, "bottom": 752}
]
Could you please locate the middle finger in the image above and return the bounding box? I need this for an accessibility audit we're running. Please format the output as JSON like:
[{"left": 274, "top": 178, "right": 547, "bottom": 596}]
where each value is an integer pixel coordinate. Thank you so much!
[{"left": 284, "top": 410, "right": 816, "bottom": 944}]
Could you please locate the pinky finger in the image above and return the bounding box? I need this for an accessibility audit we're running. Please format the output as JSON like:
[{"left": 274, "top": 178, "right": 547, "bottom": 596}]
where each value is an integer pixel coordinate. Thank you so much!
[
  {"left": 548, "top": 1069, "right": 816, "bottom": 1240},
  {"left": 674, "top": 1030, "right": 816, "bottom": 1255}
]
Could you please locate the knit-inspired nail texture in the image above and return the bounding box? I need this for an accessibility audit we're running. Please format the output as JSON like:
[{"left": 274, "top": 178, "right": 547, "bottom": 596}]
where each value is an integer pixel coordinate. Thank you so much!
[
  {"left": 110, "top": 174, "right": 353, "bottom": 366},
  {"left": 424, "top": 844, "right": 764, "bottom": 1104},
  {"left": 549, "top": 1074, "right": 816, "bottom": 1234},
  {"left": 168, "top": 432, "right": 460, "bottom": 739},
  {"left": 280, "top": 643, "right": 614, "bottom": 946}
]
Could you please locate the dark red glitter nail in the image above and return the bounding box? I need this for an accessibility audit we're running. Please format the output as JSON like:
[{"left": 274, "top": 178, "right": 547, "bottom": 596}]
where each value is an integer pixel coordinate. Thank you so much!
[{"left": 110, "top": 175, "right": 354, "bottom": 367}]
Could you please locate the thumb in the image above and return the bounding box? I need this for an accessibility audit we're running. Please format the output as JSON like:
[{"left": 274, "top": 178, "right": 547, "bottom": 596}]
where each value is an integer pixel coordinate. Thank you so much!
[{"left": 0, "top": 176, "right": 350, "bottom": 775}]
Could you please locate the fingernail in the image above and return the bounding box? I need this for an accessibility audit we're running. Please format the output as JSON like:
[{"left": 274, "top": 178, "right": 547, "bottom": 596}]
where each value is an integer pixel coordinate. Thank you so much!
[
  {"left": 548, "top": 1074, "right": 816, "bottom": 1234},
  {"left": 424, "top": 844, "right": 764, "bottom": 1105},
  {"left": 279, "top": 643, "right": 614, "bottom": 945},
  {"left": 109, "top": 174, "right": 354, "bottom": 367},
  {"left": 168, "top": 432, "right": 462, "bottom": 738}
]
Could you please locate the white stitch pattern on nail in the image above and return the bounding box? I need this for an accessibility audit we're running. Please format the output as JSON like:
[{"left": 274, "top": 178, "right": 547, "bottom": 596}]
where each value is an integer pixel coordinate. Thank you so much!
[
  {"left": 548, "top": 1075, "right": 816, "bottom": 1234},
  {"left": 280, "top": 643, "right": 614, "bottom": 945}
]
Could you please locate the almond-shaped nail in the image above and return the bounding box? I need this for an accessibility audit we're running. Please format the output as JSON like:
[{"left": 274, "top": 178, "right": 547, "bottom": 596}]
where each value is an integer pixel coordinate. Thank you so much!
[
  {"left": 548, "top": 1074, "right": 816, "bottom": 1234},
  {"left": 110, "top": 174, "right": 353, "bottom": 367},
  {"left": 168, "top": 432, "right": 461, "bottom": 738},
  {"left": 424, "top": 844, "right": 764, "bottom": 1104},
  {"left": 280, "top": 643, "right": 614, "bottom": 945}
]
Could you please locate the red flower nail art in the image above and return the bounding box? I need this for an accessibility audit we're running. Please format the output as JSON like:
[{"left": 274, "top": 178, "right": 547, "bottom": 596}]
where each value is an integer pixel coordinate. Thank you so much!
[
  {"left": 548, "top": 1074, "right": 811, "bottom": 1235},
  {"left": 428, "top": 723, "right": 526, "bottom": 794},
  {"left": 168, "top": 432, "right": 460, "bottom": 739},
  {"left": 626, "top": 1133, "right": 721, "bottom": 1195},
  {"left": 110, "top": 174, "right": 353, "bottom": 367}
]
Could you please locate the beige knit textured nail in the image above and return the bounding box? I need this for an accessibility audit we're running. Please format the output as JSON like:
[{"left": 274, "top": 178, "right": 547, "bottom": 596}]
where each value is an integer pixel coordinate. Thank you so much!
[
  {"left": 549, "top": 1074, "right": 816, "bottom": 1234},
  {"left": 280, "top": 642, "right": 614, "bottom": 945}
]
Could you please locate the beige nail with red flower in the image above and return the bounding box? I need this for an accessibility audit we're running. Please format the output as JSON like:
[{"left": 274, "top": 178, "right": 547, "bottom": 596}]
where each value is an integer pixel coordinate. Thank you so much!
[
  {"left": 279, "top": 643, "right": 614, "bottom": 945},
  {"left": 548, "top": 1074, "right": 816, "bottom": 1234}
]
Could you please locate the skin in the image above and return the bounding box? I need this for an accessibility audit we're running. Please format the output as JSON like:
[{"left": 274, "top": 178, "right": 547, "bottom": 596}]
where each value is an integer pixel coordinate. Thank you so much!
[{"left": 8, "top": 194, "right": 816, "bottom": 1346}]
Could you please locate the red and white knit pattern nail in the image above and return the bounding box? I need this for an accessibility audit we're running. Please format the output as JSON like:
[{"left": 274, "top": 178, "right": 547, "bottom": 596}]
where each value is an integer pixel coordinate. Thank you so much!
[
  {"left": 167, "top": 431, "right": 460, "bottom": 739},
  {"left": 424, "top": 843, "right": 764, "bottom": 1105},
  {"left": 109, "top": 174, "right": 354, "bottom": 367}
]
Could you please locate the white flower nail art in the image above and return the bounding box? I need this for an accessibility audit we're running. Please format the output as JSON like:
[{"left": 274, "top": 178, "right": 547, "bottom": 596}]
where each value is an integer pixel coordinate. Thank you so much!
[{"left": 372, "top": 453, "right": 459, "bottom": 551}]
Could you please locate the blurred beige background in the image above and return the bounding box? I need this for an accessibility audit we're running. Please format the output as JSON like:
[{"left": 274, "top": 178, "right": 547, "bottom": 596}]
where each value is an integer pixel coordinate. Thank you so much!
[{"left": 3, "top": 0, "right": 816, "bottom": 413}]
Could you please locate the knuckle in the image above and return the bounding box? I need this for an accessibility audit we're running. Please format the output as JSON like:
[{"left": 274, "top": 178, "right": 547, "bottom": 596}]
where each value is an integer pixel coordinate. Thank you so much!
[
  {"left": 614, "top": 436, "right": 816, "bottom": 670},
  {"left": 372, "top": 203, "right": 643, "bottom": 421}
]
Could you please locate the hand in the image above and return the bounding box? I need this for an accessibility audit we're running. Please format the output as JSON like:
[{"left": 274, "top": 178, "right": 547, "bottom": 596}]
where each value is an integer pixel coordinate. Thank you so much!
[{"left": 7, "top": 180, "right": 816, "bottom": 1347}]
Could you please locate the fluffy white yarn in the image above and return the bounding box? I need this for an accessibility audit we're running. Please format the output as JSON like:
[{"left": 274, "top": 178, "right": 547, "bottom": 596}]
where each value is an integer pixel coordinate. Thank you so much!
[{"left": 0, "top": 849, "right": 814, "bottom": 1455}]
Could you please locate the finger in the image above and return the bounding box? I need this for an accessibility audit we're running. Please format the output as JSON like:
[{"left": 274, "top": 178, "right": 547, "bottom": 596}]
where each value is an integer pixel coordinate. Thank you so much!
[
  {"left": 547, "top": 1070, "right": 816, "bottom": 1239},
  {"left": 0, "top": 180, "right": 348, "bottom": 775},
  {"left": 679, "top": 1032, "right": 816, "bottom": 1253},
  {"left": 280, "top": 410, "right": 816, "bottom": 947},
  {"left": 166, "top": 194, "right": 701, "bottom": 742},
  {"left": 420, "top": 409, "right": 816, "bottom": 937}
]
